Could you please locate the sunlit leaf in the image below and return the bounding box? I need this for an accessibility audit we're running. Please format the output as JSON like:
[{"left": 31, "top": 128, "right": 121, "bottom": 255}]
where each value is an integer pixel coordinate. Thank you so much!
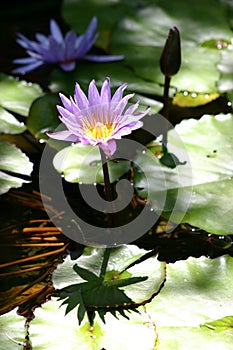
[
  {"left": 0, "top": 107, "right": 26, "bottom": 134},
  {"left": 135, "top": 113, "right": 233, "bottom": 234},
  {"left": 1, "top": 256, "right": 233, "bottom": 349},
  {"left": 217, "top": 48, "right": 233, "bottom": 102},
  {"left": 60, "top": 0, "right": 233, "bottom": 103},
  {"left": 0, "top": 73, "right": 43, "bottom": 116},
  {"left": 147, "top": 256, "right": 233, "bottom": 349},
  {"left": 202, "top": 316, "right": 233, "bottom": 331},
  {"left": 54, "top": 245, "right": 166, "bottom": 303},
  {"left": 53, "top": 143, "right": 130, "bottom": 184},
  {"left": 172, "top": 91, "right": 220, "bottom": 108},
  {"left": 0, "top": 139, "right": 33, "bottom": 195}
]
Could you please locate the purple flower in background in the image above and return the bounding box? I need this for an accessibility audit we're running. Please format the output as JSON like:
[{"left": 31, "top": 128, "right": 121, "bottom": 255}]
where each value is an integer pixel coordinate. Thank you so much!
[
  {"left": 13, "top": 17, "right": 124, "bottom": 74},
  {"left": 47, "top": 77, "right": 150, "bottom": 156}
]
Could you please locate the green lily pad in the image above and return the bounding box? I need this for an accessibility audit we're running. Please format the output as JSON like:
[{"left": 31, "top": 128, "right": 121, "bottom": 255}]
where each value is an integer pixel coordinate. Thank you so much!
[
  {"left": 60, "top": 0, "right": 233, "bottom": 104},
  {"left": 0, "top": 73, "right": 43, "bottom": 116},
  {"left": 217, "top": 48, "right": 233, "bottom": 102},
  {"left": 0, "top": 107, "right": 26, "bottom": 134},
  {"left": 0, "top": 300, "right": 158, "bottom": 350},
  {"left": 202, "top": 316, "right": 233, "bottom": 331},
  {"left": 134, "top": 113, "right": 233, "bottom": 234},
  {"left": 53, "top": 245, "right": 166, "bottom": 307},
  {"left": 1, "top": 256, "right": 233, "bottom": 349},
  {"left": 147, "top": 256, "right": 233, "bottom": 350},
  {"left": 27, "top": 93, "right": 61, "bottom": 139},
  {"left": 53, "top": 143, "right": 130, "bottom": 184},
  {"left": 0, "top": 139, "right": 33, "bottom": 195},
  {"left": 49, "top": 62, "right": 165, "bottom": 103},
  {"left": 62, "top": 0, "right": 137, "bottom": 49}
]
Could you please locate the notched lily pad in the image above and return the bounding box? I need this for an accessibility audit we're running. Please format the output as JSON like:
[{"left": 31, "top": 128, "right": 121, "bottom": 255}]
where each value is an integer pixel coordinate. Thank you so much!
[
  {"left": 53, "top": 143, "right": 130, "bottom": 184},
  {"left": 53, "top": 245, "right": 166, "bottom": 323},
  {"left": 134, "top": 113, "right": 233, "bottom": 235}
]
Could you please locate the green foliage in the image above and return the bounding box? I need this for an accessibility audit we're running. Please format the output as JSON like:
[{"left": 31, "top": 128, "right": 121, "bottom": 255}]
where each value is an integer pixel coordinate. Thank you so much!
[
  {"left": 0, "top": 73, "right": 43, "bottom": 117},
  {"left": 135, "top": 113, "right": 233, "bottom": 235},
  {"left": 59, "top": 0, "right": 233, "bottom": 101},
  {"left": 0, "top": 73, "right": 43, "bottom": 136},
  {"left": 53, "top": 143, "right": 130, "bottom": 184},
  {"left": 0, "top": 74, "right": 42, "bottom": 194},
  {"left": 0, "top": 139, "right": 33, "bottom": 195},
  {"left": 59, "top": 261, "right": 147, "bottom": 324},
  {"left": 53, "top": 245, "right": 166, "bottom": 324},
  {"left": 1, "top": 256, "right": 233, "bottom": 349},
  {"left": 27, "top": 93, "right": 61, "bottom": 139},
  {"left": 202, "top": 316, "right": 233, "bottom": 331}
]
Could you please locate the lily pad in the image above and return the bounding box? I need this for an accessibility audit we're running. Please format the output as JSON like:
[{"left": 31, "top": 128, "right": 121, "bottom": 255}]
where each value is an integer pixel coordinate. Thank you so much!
[
  {"left": 1, "top": 256, "right": 233, "bottom": 349},
  {"left": 147, "top": 255, "right": 233, "bottom": 350},
  {"left": 0, "top": 73, "right": 43, "bottom": 116},
  {"left": 27, "top": 93, "right": 61, "bottom": 139},
  {"left": 53, "top": 245, "right": 166, "bottom": 308},
  {"left": 0, "top": 301, "right": 158, "bottom": 350},
  {"left": 0, "top": 107, "right": 25, "bottom": 134},
  {"left": 134, "top": 113, "right": 233, "bottom": 234},
  {"left": 217, "top": 48, "right": 233, "bottom": 102},
  {"left": 202, "top": 316, "right": 233, "bottom": 331},
  {"left": 0, "top": 139, "right": 33, "bottom": 195},
  {"left": 60, "top": 0, "right": 233, "bottom": 103},
  {"left": 49, "top": 62, "right": 165, "bottom": 102},
  {"left": 53, "top": 143, "right": 130, "bottom": 184}
]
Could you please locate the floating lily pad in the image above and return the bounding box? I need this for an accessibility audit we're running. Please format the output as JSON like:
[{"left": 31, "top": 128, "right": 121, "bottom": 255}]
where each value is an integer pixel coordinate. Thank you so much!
[
  {"left": 1, "top": 256, "right": 233, "bottom": 349},
  {"left": 0, "top": 107, "right": 25, "bottom": 134},
  {"left": 202, "top": 316, "right": 233, "bottom": 332},
  {"left": 148, "top": 255, "right": 233, "bottom": 350},
  {"left": 49, "top": 62, "right": 165, "bottom": 103},
  {"left": 60, "top": 0, "right": 233, "bottom": 104},
  {"left": 27, "top": 93, "right": 61, "bottom": 139},
  {"left": 134, "top": 113, "right": 233, "bottom": 234},
  {"left": 0, "top": 139, "right": 33, "bottom": 195},
  {"left": 217, "top": 48, "right": 233, "bottom": 102},
  {"left": 53, "top": 143, "right": 130, "bottom": 184},
  {"left": 53, "top": 245, "right": 166, "bottom": 307},
  {"left": 0, "top": 73, "right": 43, "bottom": 117}
]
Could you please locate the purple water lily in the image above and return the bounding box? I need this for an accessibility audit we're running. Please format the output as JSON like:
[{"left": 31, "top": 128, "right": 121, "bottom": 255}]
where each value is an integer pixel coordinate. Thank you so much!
[
  {"left": 47, "top": 77, "right": 150, "bottom": 157},
  {"left": 13, "top": 17, "right": 124, "bottom": 74}
]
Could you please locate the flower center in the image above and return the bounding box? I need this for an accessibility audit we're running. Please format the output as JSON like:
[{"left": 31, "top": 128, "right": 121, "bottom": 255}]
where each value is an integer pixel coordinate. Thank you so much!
[{"left": 88, "top": 123, "right": 114, "bottom": 140}]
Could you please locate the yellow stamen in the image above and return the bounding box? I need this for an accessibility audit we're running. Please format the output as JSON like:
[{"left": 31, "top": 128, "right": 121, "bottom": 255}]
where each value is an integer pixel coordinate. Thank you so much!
[{"left": 87, "top": 123, "right": 114, "bottom": 140}]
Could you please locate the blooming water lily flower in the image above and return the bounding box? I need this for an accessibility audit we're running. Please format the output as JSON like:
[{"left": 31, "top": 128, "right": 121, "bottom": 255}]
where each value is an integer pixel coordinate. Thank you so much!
[
  {"left": 13, "top": 17, "right": 124, "bottom": 74},
  {"left": 47, "top": 77, "right": 150, "bottom": 157}
]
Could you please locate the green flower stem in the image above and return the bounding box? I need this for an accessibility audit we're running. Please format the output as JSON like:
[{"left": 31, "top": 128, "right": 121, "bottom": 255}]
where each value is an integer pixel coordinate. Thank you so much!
[
  {"left": 100, "top": 148, "right": 112, "bottom": 202},
  {"left": 162, "top": 75, "right": 171, "bottom": 148},
  {"left": 100, "top": 247, "right": 111, "bottom": 280},
  {"left": 99, "top": 148, "right": 114, "bottom": 279}
]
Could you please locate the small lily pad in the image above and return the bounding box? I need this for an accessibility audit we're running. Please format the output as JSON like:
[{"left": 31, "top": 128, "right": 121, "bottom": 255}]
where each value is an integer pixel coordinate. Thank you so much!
[
  {"left": 0, "top": 73, "right": 43, "bottom": 116},
  {"left": 53, "top": 143, "right": 130, "bottom": 184},
  {"left": 0, "top": 107, "right": 26, "bottom": 134},
  {"left": 0, "top": 139, "right": 33, "bottom": 195}
]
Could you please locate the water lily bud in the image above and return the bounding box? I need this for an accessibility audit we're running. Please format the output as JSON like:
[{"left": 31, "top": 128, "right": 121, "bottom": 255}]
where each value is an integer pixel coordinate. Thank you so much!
[{"left": 160, "top": 26, "right": 181, "bottom": 77}]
